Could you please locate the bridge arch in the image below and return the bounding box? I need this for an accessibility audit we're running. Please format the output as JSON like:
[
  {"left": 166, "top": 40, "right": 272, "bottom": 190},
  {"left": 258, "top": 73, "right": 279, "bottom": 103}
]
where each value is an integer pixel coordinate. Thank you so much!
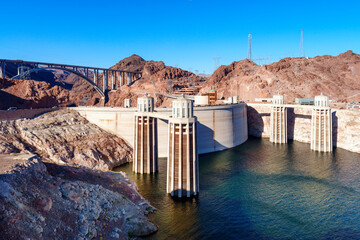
[{"left": 11, "top": 66, "right": 105, "bottom": 99}]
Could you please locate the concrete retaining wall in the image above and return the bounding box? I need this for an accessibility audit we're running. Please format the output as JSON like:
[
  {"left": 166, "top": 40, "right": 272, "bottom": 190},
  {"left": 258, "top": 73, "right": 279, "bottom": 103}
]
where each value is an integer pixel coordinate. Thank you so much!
[
  {"left": 247, "top": 104, "right": 360, "bottom": 153},
  {"left": 0, "top": 108, "right": 56, "bottom": 121},
  {"left": 72, "top": 104, "right": 248, "bottom": 157}
]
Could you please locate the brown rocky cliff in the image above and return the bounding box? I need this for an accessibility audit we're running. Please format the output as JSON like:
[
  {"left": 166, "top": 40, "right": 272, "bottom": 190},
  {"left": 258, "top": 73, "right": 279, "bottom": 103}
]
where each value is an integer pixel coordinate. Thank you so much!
[
  {"left": 202, "top": 50, "right": 360, "bottom": 102},
  {"left": 104, "top": 55, "right": 206, "bottom": 107}
]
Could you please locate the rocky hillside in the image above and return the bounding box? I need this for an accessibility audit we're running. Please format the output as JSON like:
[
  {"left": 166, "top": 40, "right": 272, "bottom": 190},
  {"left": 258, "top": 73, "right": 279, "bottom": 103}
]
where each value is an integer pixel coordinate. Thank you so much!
[
  {"left": 0, "top": 154, "right": 157, "bottom": 239},
  {"left": 0, "top": 55, "right": 206, "bottom": 109},
  {"left": 202, "top": 50, "right": 360, "bottom": 102},
  {"left": 0, "top": 110, "right": 132, "bottom": 171},
  {"left": 0, "top": 78, "right": 101, "bottom": 110},
  {"left": 103, "top": 54, "right": 206, "bottom": 107}
]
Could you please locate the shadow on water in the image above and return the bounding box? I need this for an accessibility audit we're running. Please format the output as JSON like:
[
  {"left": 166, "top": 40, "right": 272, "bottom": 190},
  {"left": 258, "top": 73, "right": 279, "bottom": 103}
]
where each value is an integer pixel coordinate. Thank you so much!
[{"left": 115, "top": 137, "right": 360, "bottom": 240}]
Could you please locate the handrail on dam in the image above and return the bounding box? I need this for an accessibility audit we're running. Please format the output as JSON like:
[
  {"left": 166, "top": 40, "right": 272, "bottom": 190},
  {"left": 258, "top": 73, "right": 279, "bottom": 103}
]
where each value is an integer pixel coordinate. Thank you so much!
[{"left": 247, "top": 103, "right": 328, "bottom": 109}]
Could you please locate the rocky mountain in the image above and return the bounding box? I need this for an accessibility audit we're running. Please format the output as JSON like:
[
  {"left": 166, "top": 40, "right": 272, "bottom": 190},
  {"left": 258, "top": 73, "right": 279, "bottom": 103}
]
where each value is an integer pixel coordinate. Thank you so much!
[
  {"left": 103, "top": 54, "right": 206, "bottom": 107},
  {"left": 202, "top": 50, "right": 360, "bottom": 102},
  {"left": 0, "top": 55, "right": 206, "bottom": 109}
]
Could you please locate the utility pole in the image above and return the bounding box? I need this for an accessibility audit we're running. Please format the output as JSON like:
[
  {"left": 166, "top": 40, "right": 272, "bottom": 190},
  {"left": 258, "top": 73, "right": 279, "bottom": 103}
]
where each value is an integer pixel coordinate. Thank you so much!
[
  {"left": 299, "top": 29, "right": 305, "bottom": 58},
  {"left": 248, "top": 33, "right": 252, "bottom": 60},
  {"left": 213, "top": 56, "right": 220, "bottom": 71}
]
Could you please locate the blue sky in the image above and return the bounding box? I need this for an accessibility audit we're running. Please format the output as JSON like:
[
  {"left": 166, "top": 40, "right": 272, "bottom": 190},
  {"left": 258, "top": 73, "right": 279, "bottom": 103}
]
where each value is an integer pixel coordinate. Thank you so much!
[{"left": 1, "top": 0, "right": 359, "bottom": 74}]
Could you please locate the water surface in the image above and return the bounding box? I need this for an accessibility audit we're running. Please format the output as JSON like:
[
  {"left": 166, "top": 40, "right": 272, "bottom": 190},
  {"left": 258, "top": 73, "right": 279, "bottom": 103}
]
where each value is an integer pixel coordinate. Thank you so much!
[{"left": 115, "top": 137, "right": 360, "bottom": 239}]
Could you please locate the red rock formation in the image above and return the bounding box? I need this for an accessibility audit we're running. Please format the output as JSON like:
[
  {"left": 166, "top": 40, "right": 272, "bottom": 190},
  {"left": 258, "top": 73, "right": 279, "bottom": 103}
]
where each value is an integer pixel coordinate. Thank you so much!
[{"left": 202, "top": 50, "right": 360, "bottom": 103}]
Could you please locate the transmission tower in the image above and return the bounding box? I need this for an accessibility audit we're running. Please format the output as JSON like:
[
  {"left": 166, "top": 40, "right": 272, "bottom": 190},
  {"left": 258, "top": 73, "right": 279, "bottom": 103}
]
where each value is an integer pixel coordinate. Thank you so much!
[
  {"left": 248, "top": 33, "right": 252, "bottom": 60},
  {"left": 214, "top": 56, "right": 220, "bottom": 70},
  {"left": 299, "top": 29, "right": 305, "bottom": 58}
]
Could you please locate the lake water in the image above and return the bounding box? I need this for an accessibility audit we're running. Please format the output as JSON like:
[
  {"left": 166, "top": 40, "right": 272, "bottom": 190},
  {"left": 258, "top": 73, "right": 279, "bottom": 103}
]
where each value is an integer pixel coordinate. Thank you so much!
[{"left": 115, "top": 137, "right": 360, "bottom": 239}]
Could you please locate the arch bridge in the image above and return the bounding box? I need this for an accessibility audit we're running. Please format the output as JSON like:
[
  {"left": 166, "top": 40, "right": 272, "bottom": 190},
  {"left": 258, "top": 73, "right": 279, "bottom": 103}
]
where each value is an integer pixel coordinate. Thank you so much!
[{"left": 0, "top": 59, "right": 142, "bottom": 99}]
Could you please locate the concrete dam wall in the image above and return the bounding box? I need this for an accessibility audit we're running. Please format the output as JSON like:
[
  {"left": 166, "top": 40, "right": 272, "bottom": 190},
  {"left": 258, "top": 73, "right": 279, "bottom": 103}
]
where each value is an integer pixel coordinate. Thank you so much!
[
  {"left": 72, "top": 103, "right": 248, "bottom": 157},
  {"left": 247, "top": 104, "right": 360, "bottom": 153}
]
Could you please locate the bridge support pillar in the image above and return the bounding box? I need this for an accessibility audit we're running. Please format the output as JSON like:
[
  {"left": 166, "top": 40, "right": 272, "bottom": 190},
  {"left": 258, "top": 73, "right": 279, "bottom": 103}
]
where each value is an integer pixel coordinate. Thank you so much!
[
  {"left": 114, "top": 71, "right": 117, "bottom": 89},
  {"left": 120, "top": 72, "right": 123, "bottom": 86},
  {"left": 270, "top": 95, "right": 287, "bottom": 144},
  {"left": 94, "top": 69, "right": 98, "bottom": 85},
  {"left": 111, "top": 71, "right": 115, "bottom": 90},
  {"left": 311, "top": 94, "right": 332, "bottom": 152},
  {"left": 103, "top": 70, "right": 108, "bottom": 91},
  {"left": 167, "top": 97, "right": 199, "bottom": 198},
  {"left": 133, "top": 95, "right": 158, "bottom": 174},
  {"left": 0, "top": 62, "right": 5, "bottom": 78}
]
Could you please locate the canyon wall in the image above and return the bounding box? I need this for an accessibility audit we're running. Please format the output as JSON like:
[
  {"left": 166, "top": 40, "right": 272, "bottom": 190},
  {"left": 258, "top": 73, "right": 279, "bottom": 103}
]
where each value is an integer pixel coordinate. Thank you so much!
[{"left": 247, "top": 104, "right": 360, "bottom": 153}]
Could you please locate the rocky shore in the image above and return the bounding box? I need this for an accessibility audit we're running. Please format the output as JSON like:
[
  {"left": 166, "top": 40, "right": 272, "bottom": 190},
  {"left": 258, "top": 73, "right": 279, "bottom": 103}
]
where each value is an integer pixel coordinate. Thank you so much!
[
  {"left": 0, "top": 110, "right": 157, "bottom": 239},
  {"left": 0, "top": 109, "right": 132, "bottom": 170}
]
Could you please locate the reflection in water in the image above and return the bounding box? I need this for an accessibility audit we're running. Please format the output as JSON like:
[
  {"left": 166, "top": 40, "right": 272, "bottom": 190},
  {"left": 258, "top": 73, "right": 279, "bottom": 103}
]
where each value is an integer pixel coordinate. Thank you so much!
[{"left": 115, "top": 137, "right": 360, "bottom": 239}]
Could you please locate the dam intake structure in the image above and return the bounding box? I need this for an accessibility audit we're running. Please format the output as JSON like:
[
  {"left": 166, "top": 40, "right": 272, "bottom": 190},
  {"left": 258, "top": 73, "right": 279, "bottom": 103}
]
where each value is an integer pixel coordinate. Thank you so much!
[
  {"left": 133, "top": 95, "right": 158, "bottom": 174},
  {"left": 132, "top": 95, "right": 200, "bottom": 198},
  {"left": 167, "top": 98, "right": 199, "bottom": 197},
  {"left": 270, "top": 95, "right": 287, "bottom": 144},
  {"left": 311, "top": 93, "right": 333, "bottom": 152},
  {"left": 251, "top": 93, "right": 333, "bottom": 152},
  {"left": 71, "top": 101, "right": 249, "bottom": 197}
]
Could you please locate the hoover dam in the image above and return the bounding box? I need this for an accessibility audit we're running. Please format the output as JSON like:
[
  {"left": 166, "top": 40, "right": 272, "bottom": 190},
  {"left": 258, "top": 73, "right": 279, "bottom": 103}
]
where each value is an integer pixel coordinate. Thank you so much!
[{"left": 72, "top": 103, "right": 249, "bottom": 157}]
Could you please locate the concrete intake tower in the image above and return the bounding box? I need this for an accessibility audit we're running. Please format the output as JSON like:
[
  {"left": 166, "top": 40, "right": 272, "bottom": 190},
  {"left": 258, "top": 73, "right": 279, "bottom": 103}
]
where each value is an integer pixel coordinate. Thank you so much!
[
  {"left": 133, "top": 94, "right": 158, "bottom": 173},
  {"left": 167, "top": 97, "right": 199, "bottom": 197},
  {"left": 270, "top": 94, "right": 287, "bottom": 144},
  {"left": 311, "top": 93, "right": 332, "bottom": 152}
]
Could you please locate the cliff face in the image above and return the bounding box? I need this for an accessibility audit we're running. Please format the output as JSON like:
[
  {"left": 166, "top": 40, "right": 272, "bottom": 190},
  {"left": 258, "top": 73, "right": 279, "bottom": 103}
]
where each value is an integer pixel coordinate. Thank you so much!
[
  {"left": 0, "top": 110, "right": 132, "bottom": 171},
  {"left": 203, "top": 51, "right": 360, "bottom": 102},
  {"left": 0, "top": 154, "right": 157, "bottom": 239}
]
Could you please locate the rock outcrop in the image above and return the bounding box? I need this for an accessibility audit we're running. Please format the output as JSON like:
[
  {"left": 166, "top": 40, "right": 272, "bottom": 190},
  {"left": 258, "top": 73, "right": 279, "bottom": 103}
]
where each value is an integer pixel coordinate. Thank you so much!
[
  {"left": 0, "top": 110, "right": 132, "bottom": 171},
  {"left": 202, "top": 50, "right": 360, "bottom": 103},
  {"left": 0, "top": 154, "right": 157, "bottom": 239}
]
